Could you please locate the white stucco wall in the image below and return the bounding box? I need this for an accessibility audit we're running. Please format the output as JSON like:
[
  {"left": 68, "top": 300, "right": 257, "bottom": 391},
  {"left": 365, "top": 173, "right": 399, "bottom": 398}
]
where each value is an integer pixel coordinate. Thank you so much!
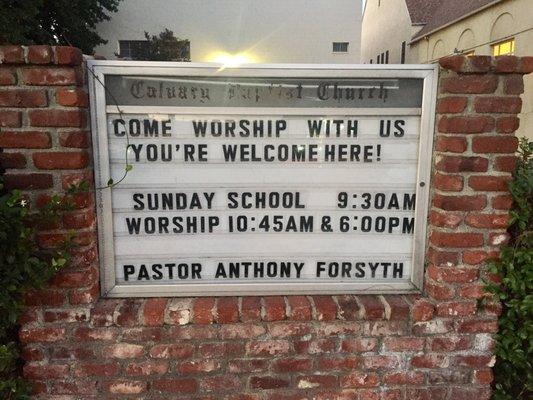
[
  {"left": 95, "top": 0, "right": 362, "bottom": 63},
  {"left": 361, "top": 0, "right": 420, "bottom": 64}
]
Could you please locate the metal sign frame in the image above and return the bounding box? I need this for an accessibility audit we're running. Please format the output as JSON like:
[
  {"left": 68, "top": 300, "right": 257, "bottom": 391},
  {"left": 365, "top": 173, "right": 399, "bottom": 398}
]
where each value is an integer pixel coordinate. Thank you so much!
[{"left": 87, "top": 60, "right": 438, "bottom": 297}]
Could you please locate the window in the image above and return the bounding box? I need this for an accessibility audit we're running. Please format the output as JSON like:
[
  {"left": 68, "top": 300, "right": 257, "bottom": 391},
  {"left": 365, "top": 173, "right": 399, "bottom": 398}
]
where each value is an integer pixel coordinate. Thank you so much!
[
  {"left": 377, "top": 54, "right": 381, "bottom": 64},
  {"left": 492, "top": 38, "right": 515, "bottom": 56},
  {"left": 381, "top": 52, "right": 385, "bottom": 64},
  {"left": 401, "top": 41, "right": 406, "bottom": 64},
  {"left": 118, "top": 40, "right": 149, "bottom": 59},
  {"left": 385, "top": 50, "right": 389, "bottom": 64},
  {"left": 463, "top": 50, "right": 475, "bottom": 56},
  {"left": 370, "top": 59, "right": 373, "bottom": 64},
  {"left": 333, "top": 42, "right": 349, "bottom": 53}
]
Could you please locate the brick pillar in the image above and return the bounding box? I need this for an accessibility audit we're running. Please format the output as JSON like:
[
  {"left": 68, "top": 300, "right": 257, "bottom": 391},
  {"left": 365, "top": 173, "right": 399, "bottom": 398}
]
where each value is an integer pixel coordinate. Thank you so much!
[{"left": 1, "top": 48, "right": 532, "bottom": 399}]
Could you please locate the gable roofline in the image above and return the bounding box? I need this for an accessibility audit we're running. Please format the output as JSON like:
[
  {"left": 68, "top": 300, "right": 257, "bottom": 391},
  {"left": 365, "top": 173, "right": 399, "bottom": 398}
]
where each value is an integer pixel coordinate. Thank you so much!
[{"left": 410, "top": 0, "right": 502, "bottom": 43}]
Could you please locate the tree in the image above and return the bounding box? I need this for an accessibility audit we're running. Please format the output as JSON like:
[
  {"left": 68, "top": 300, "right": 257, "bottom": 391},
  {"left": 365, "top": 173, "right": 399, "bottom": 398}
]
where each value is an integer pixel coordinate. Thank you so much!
[
  {"left": 0, "top": 0, "right": 121, "bottom": 54},
  {"left": 127, "top": 29, "right": 190, "bottom": 61}
]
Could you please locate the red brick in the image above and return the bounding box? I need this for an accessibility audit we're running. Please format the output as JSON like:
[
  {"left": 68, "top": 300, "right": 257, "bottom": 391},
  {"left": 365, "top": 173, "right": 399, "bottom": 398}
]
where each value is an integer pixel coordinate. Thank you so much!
[
  {"left": 143, "top": 298, "right": 167, "bottom": 326},
  {"left": 436, "top": 301, "right": 477, "bottom": 317},
  {"left": 463, "top": 250, "right": 498, "bottom": 265},
  {"left": 74, "top": 327, "right": 115, "bottom": 341},
  {"left": 22, "top": 67, "right": 78, "bottom": 85},
  {"left": 492, "top": 194, "right": 513, "bottom": 210},
  {"left": 384, "top": 371, "right": 424, "bottom": 385},
  {"left": 0, "top": 152, "right": 26, "bottom": 168},
  {"left": 455, "top": 355, "right": 494, "bottom": 368},
  {"left": 469, "top": 175, "right": 511, "bottom": 191},
  {"left": 474, "top": 96, "right": 522, "bottom": 114},
  {"left": 33, "top": 151, "right": 89, "bottom": 169},
  {"left": 456, "top": 319, "right": 498, "bottom": 333},
  {"left": 287, "top": 295, "right": 312, "bottom": 320},
  {"left": 313, "top": 295, "right": 337, "bottom": 321},
  {"left": 459, "top": 284, "right": 488, "bottom": 299},
  {"left": 61, "top": 170, "right": 93, "bottom": 189},
  {"left": 519, "top": 56, "right": 533, "bottom": 73},
  {"left": 406, "top": 388, "right": 447, "bottom": 400},
  {"left": 241, "top": 297, "right": 262, "bottom": 321},
  {"left": 269, "top": 322, "right": 310, "bottom": 337},
  {"left": 62, "top": 209, "right": 95, "bottom": 228},
  {"left": 0, "top": 89, "right": 47, "bottom": 107},
  {"left": 0, "top": 46, "right": 24, "bottom": 64},
  {"left": 503, "top": 74, "right": 524, "bottom": 94},
  {"left": 383, "top": 337, "right": 425, "bottom": 351},
  {"left": 27, "top": 46, "right": 53, "bottom": 64},
  {"left": 441, "top": 75, "right": 498, "bottom": 94},
  {"left": 429, "top": 210, "right": 462, "bottom": 228},
  {"left": 362, "top": 355, "right": 399, "bottom": 370},
  {"left": 438, "top": 115, "right": 495, "bottom": 134},
  {"left": 341, "top": 338, "right": 377, "bottom": 352},
  {"left": 473, "top": 369, "right": 494, "bottom": 384},
  {"left": 336, "top": 295, "right": 360, "bottom": 320},
  {"left": 436, "top": 156, "right": 488, "bottom": 172},
  {"left": 247, "top": 340, "right": 290, "bottom": 356},
  {"left": 250, "top": 376, "right": 289, "bottom": 389},
  {"left": 472, "top": 136, "right": 518, "bottom": 153},
  {"left": 438, "top": 56, "right": 464, "bottom": 72},
  {"left": 216, "top": 297, "right": 239, "bottom": 323},
  {"left": 228, "top": 359, "right": 268, "bottom": 373},
  {"left": 103, "top": 343, "right": 144, "bottom": 359},
  {"left": 424, "top": 281, "right": 455, "bottom": 300},
  {"left": 20, "top": 347, "right": 44, "bottom": 362},
  {"left": 465, "top": 213, "right": 509, "bottom": 228},
  {"left": 0, "top": 131, "right": 51, "bottom": 148},
  {"left": 429, "top": 336, "right": 472, "bottom": 351},
  {"left": 24, "top": 363, "right": 69, "bottom": 379},
  {"left": 383, "top": 295, "right": 410, "bottom": 320},
  {"left": 412, "top": 299, "right": 434, "bottom": 322},
  {"left": 152, "top": 378, "right": 198, "bottom": 393},
  {"left": 433, "top": 194, "right": 487, "bottom": 211},
  {"left": 433, "top": 173, "right": 463, "bottom": 191},
  {"left": 496, "top": 116, "right": 520, "bottom": 133},
  {"left": 437, "top": 96, "right": 467, "bottom": 113},
  {"left": 149, "top": 343, "right": 194, "bottom": 359},
  {"left": 358, "top": 296, "right": 384, "bottom": 320},
  {"left": 0, "top": 68, "right": 16, "bottom": 85},
  {"left": 55, "top": 46, "right": 83, "bottom": 66},
  {"left": 200, "top": 375, "right": 242, "bottom": 391},
  {"left": 115, "top": 300, "right": 141, "bottom": 327},
  {"left": 317, "top": 356, "right": 359, "bottom": 370},
  {"left": 435, "top": 136, "right": 467, "bottom": 153},
  {"left": 56, "top": 88, "right": 89, "bottom": 107},
  {"left": 427, "top": 265, "right": 478, "bottom": 283},
  {"left": 192, "top": 298, "right": 215, "bottom": 324},
  {"left": 494, "top": 55, "right": 519, "bottom": 73},
  {"left": 494, "top": 155, "right": 517, "bottom": 172},
  {"left": 263, "top": 296, "right": 286, "bottom": 321},
  {"left": 0, "top": 110, "right": 22, "bottom": 127},
  {"left": 411, "top": 354, "right": 448, "bottom": 368},
  {"left": 426, "top": 248, "right": 459, "bottom": 266},
  {"left": 464, "top": 56, "right": 492, "bottom": 73},
  {"left": 3, "top": 173, "right": 53, "bottom": 189},
  {"left": 29, "top": 109, "right": 86, "bottom": 127},
  {"left": 340, "top": 372, "right": 379, "bottom": 388},
  {"left": 177, "top": 360, "right": 220, "bottom": 374},
  {"left": 19, "top": 327, "right": 66, "bottom": 343},
  {"left": 200, "top": 342, "right": 244, "bottom": 358}
]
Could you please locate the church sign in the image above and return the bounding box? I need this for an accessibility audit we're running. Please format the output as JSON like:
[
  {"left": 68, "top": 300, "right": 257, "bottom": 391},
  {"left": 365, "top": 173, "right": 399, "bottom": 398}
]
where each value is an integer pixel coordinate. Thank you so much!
[{"left": 88, "top": 61, "right": 438, "bottom": 297}]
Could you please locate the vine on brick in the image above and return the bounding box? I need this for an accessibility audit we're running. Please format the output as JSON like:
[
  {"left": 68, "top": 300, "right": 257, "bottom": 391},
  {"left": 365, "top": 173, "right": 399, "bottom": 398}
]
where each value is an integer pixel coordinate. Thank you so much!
[
  {"left": 487, "top": 138, "right": 532, "bottom": 400},
  {"left": 0, "top": 179, "right": 85, "bottom": 399}
]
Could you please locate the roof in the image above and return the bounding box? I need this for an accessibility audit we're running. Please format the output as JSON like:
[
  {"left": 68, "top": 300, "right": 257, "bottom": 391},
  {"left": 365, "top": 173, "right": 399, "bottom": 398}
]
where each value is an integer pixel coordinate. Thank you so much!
[{"left": 410, "top": 0, "right": 502, "bottom": 42}]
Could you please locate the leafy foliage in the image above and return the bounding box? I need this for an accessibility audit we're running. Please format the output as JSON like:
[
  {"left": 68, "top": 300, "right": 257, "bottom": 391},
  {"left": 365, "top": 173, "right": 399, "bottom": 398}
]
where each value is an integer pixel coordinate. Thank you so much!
[
  {"left": 125, "top": 28, "right": 190, "bottom": 61},
  {"left": 488, "top": 138, "right": 533, "bottom": 400},
  {"left": 0, "top": 180, "right": 76, "bottom": 399},
  {"left": 0, "top": 0, "right": 121, "bottom": 53}
]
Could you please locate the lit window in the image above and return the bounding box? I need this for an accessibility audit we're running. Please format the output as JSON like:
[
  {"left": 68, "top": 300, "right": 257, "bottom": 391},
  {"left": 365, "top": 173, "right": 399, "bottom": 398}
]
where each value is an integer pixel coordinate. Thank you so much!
[
  {"left": 333, "top": 42, "right": 349, "bottom": 53},
  {"left": 492, "top": 38, "right": 515, "bottom": 56}
]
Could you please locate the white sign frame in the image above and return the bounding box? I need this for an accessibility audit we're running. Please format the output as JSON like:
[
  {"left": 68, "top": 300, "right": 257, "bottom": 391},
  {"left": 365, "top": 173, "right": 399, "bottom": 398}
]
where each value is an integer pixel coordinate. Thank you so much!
[{"left": 87, "top": 61, "right": 438, "bottom": 297}]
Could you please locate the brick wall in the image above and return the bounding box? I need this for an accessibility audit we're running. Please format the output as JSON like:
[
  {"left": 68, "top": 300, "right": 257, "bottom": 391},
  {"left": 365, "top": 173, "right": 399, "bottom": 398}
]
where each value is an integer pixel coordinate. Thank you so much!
[{"left": 1, "top": 46, "right": 531, "bottom": 399}]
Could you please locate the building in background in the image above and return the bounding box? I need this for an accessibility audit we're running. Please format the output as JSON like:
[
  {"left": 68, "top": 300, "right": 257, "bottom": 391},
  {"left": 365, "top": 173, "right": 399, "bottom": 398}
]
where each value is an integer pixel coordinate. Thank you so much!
[
  {"left": 95, "top": 0, "right": 362, "bottom": 64},
  {"left": 362, "top": 0, "right": 533, "bottom": 138}
]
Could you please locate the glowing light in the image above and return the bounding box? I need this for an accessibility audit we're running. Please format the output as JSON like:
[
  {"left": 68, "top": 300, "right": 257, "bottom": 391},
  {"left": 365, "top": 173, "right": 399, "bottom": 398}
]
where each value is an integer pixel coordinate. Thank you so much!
[{"left": 209, "top": 52, "right": 255, "bottom": 67}]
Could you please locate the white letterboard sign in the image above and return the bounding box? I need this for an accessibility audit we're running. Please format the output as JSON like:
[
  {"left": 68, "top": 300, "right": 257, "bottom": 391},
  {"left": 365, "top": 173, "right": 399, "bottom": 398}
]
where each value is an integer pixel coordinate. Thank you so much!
[{"left": 88, "top": 62, "right": 438, "bottom": 297}]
